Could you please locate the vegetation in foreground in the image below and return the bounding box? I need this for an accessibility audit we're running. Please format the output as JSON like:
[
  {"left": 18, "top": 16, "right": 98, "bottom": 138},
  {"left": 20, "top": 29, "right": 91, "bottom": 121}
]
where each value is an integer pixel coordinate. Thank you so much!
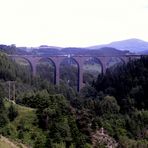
[{"left": 0, "top": 49, "right": 148, "bottom": 147}]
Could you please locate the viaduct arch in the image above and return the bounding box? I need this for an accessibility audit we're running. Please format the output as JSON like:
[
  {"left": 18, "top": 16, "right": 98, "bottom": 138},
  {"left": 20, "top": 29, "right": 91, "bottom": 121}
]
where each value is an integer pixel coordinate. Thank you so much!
[
  {"left": 9, "top": 54, "right": 141, "bottom": 91},
  {"left": 37, "top": 57, "right": 56, "bottom": 84}
]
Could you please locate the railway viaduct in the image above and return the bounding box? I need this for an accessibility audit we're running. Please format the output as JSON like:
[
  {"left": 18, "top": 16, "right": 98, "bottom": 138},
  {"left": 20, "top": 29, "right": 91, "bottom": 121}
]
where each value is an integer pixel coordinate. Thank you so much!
[{"left": 9, "top": 54, "right": 141, "bottom": 91}]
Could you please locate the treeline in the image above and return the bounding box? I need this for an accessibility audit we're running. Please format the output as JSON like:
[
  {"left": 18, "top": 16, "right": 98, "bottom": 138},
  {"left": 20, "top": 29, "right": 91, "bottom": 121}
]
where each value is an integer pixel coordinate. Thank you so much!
[{"left": 0, "top": 44, "right": 28, "bottom": 55}]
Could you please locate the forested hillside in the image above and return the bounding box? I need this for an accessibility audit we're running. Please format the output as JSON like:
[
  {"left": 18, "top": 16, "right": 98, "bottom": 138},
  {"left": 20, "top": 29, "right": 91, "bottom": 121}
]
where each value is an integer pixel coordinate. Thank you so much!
[
  {"left": 0, "top": 51, "right": 147, "bottom": 147},
  {"left": 77, "top": 56, "right": 148, "bottom": 147},
  {"left": 0, "top": 52, "right": 31, "bottom": 82}
]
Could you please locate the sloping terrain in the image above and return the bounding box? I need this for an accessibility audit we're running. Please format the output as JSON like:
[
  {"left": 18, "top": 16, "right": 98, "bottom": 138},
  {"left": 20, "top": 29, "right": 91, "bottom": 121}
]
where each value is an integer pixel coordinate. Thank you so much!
[
  {"left": 0, "top": 135, "right": 27, "bottom": 148},
  {"left": 2, "top": 100, "right": 45, "bottom": 147},
  {"left": 89, "top": 38, "right": 148, "bottom": 53}
]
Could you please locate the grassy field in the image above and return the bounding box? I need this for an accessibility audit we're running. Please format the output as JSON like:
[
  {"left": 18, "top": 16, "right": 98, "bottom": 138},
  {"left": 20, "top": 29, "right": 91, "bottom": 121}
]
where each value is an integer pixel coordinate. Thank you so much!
[{"left": 2, "top": 100, "right": 46, "bottom": 147}]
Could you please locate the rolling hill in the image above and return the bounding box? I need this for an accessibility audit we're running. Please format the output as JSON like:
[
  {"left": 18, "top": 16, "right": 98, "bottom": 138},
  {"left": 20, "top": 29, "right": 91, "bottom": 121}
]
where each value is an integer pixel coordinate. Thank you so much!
[
  {"left": 89, "top": 38, "right": 148, "bottom": 54},
  {"left": 29, "top": 47, "right": 129, "bottom": 56},
  {"left": 2, "top": 38, "right": 148, "bottom": 56}
]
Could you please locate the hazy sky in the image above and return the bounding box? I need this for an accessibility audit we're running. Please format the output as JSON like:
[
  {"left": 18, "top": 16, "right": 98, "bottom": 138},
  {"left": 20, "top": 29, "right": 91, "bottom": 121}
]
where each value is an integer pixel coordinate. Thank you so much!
[{"left": 0, "top": 0, "right": 148, "bottom": 47}]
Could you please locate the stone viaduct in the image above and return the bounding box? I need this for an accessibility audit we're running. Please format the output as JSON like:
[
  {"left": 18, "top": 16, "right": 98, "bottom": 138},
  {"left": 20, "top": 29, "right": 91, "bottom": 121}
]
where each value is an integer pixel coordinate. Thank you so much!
[{"left": 9, "top": 54, "right": 141, "bottom": 91}]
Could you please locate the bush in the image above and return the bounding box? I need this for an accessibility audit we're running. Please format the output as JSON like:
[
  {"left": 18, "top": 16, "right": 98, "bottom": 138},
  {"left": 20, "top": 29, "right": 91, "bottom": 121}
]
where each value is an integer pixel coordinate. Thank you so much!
[{"left": 8, "top": 103, "right": 18, "bottom": 121}]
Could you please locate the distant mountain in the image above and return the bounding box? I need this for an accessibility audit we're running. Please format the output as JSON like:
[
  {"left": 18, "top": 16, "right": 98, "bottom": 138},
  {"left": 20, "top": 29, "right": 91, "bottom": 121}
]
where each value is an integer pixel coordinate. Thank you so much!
[
  {"left": 89, "top": 39, "right": 148, "bottom": 53},
  {"left": 138, "top": 50, "right": 148, "bottom": 55},
  {"left": 98, "top": 47, "right": 130, "bottom": 55}
]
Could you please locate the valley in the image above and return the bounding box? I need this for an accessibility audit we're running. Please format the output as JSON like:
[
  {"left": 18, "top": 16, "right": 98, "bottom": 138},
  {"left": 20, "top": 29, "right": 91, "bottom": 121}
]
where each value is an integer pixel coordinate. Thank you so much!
[{"left": 0, "top": 44, "right": 147, "bottom": 148}]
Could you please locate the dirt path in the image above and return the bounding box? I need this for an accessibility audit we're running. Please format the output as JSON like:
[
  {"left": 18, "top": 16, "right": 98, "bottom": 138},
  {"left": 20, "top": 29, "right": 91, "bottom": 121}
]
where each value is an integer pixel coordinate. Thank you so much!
[{"left": 0, "top": 135, "right": 28, "bottom": 148}]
